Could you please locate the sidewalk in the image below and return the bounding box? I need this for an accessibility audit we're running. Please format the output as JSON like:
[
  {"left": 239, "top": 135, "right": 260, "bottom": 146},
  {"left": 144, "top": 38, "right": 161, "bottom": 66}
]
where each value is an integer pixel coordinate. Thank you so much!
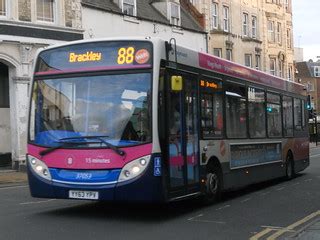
[
  {"left": 292, "top": 218, "right": 320, "bottom": 240},
  {"left": 0, "top": 170, "right": 27, "bottom": 185}
]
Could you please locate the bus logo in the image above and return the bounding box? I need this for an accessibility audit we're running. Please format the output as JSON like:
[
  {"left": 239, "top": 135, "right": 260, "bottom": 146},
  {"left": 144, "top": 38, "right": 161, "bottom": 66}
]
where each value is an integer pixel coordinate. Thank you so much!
[
  {"left": 67, "top": 156, "right": 74, "bottom": 165},
  {"left": 135, "top": 49, "right": 150, "bottom": 64}
]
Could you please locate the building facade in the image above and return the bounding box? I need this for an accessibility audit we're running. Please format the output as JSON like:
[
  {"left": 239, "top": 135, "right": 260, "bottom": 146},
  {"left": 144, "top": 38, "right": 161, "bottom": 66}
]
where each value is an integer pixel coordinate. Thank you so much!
[
  {"left": 81, "top": 0, "right": 207, "bottom": 52},
  {"left": 0, "top": 0, "right": 83, "bottom": 169},
  {"left": 296, "top": 61, "right": 320, "bottom": 114},
  {"left": 191, "top": 0, "right": 294, "bottom": 81}
]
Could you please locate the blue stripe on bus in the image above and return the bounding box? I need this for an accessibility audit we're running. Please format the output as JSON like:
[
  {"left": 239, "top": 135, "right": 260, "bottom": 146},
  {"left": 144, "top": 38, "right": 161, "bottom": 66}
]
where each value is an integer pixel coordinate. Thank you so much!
[{"left": 49, "top": 168, "right": 121, "bottom": 184}]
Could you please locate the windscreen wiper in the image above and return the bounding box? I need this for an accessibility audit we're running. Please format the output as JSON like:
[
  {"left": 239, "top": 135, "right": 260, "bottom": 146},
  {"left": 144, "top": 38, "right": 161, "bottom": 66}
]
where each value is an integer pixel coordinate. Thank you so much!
[
  {"left": 39, "top": 141, "right": 91, "bottom": 156},
  {"left": 60, "top": 135, "right": 126, "bottom": 157}
]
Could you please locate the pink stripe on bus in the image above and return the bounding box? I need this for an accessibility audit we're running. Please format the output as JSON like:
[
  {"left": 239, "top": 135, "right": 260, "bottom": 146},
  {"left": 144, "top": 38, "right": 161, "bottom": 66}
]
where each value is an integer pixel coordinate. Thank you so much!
[
  {"left": 28, "top": 144, "right": 152, "bottom": 169},
  {"left": 35, "top": 64, "right": 152, "bottom": 76}
]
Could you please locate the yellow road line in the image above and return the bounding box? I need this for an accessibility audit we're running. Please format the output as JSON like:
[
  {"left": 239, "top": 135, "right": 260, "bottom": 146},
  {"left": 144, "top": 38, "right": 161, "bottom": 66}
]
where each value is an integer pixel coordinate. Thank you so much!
[
  {"left": 266, "top": 210, "right": 320, "bottom": 240},
  {"left": 249, "top": 228, "right": 274, "bottom": 240}
]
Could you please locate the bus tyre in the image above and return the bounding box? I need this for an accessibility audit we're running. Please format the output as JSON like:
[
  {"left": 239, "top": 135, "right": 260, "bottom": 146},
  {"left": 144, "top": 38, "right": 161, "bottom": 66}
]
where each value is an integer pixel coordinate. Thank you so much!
[
  {"left": 286, "top": 154, "right": 295, "bottom": 180},
  {"left": 204, "top": 169, "right": 221, "bottom": 203}
]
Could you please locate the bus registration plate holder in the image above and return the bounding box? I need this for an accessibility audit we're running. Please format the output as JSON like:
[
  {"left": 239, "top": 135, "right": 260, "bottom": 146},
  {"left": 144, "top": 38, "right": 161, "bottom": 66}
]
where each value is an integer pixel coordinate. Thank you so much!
[{"left": 69, "top": 190, "right": 99, "bottom": 200}]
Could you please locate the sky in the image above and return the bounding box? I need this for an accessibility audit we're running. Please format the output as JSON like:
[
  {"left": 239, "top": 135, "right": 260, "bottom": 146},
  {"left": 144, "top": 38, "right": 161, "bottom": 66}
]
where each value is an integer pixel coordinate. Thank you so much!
[{"left": 292, "top": 1, "right": 320, "bottom": 61}]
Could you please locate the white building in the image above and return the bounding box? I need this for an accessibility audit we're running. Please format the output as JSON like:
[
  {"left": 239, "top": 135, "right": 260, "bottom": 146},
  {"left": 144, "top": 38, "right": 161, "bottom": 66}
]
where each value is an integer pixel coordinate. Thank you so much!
[
  {"left": 0, "top": 0, "right": 83, "bottom": 169},
  {"left": 81, "top": 0, "right": 207, "bottom": 52}
]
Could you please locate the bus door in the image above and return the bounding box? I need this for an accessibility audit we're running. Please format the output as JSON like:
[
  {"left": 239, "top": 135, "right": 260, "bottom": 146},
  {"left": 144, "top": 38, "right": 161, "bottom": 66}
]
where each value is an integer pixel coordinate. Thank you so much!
[{"left": 165, "top": 71, "right": 200, "bottom": 199}]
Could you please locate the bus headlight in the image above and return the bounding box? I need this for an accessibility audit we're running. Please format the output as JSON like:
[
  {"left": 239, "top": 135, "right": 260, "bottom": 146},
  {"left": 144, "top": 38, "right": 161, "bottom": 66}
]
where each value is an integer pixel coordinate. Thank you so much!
[
  {"left": 118, "top": 155, "right": 151, "bottom": 182},
  {"left": 27, "top": 155, "right": 52, "bottom": 181}
]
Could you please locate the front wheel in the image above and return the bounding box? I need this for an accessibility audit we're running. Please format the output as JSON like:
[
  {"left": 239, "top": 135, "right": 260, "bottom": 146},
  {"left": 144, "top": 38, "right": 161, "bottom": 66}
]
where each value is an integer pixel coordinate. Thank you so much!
[{"left": 202, "top": 168, "right": 222, "bottom": 204}]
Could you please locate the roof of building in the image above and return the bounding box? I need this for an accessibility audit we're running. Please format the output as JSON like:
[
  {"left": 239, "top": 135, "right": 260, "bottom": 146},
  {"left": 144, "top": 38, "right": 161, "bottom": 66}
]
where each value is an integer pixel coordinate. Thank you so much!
[
  {"left": 296, "top": 61, "right": 320, "bottom": 78},
  {"left": 296, "top": 62, "right": 312, "bottom": 78},
  {"left": 81, "top": 0, "right": 205, "bottom": 33}
]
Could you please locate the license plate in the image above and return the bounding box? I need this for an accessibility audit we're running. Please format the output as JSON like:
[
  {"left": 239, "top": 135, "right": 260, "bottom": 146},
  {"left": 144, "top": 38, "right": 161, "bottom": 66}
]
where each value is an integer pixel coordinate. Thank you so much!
[{"left": 69, "top": 190, "right": 99, "bottom": 200}]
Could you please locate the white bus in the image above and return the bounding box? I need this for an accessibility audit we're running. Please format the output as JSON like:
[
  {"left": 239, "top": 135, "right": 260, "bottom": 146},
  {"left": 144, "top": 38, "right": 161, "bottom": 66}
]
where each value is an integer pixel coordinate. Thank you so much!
[{"left": 27, "top": 37, "right": 309, "bottom": 202}]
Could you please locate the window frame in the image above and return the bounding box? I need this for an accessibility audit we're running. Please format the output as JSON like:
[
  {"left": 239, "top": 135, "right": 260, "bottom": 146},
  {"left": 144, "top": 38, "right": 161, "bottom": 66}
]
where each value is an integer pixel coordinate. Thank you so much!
[
  {"left": 252, "top": 15, "right": 257, "bottom": 39},
  {"left": 245, "top": 54, "right": 252, "bottom": 68},
  {"left": 0, "top": 0, "right": 7, "bottom": 18},
  {"left": 223, "top": 5, "right": 230, "bottom": 32},
  {"left": 200, "top": 77, "right": 224, "bottom": 139},
  {"left": 169, "top": 2, "right": 181, "bottom": 26},
  {"left": 122, "top": 0, "right": 137, "bottom": 16},
  {"left": 270, "top": 57, "right": 276, "bottom": 76},
  {"left": 36, "top": 0, "right": 56, "bottom": 24},
  {"left": 243, "top": 12, "right": 249, "bottom": 37},
  {"left": 211, "top": 1, "right": 218, "bottom": 30},
  {"left": 268, "top": 20, "right": 275, "bottom": 43},
  {"left": 266, "top": 92, "right": 282, "bottom": 138}
]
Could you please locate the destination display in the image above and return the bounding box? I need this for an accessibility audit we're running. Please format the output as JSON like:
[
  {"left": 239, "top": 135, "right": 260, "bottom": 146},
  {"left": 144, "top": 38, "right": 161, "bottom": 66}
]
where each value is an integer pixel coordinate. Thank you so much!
[
  {"left": 35, "top": 41, "right": 153, "bottom": 74},
  {"left": 230, "top": 143, "right": 282, "bottom": 169}
]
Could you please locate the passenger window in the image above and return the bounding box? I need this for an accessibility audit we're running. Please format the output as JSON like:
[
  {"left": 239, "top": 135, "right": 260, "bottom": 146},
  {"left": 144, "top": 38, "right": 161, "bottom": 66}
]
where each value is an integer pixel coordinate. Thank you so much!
[
  {"left": 248, "top": 87, "right": 266, "bottom": 138},
  {"left": 226, "top": 83, "right": 247, "bottom": 138},
  {"left": 200, "top": 78, "right": 223, "bottom": 138},
  {"left": 267, "top": 92, "right": 281, "bottom": 137},
  {"left": 282, "top": 96, "right": 293, "bottom": 137},
  {"left": 294, "top": 98, "right": 303, "bottom": 130}
]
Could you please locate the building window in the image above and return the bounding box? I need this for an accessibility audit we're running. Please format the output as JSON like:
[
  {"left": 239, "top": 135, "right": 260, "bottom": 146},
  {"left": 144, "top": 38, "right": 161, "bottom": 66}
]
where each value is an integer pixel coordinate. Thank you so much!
[
  {"left": 270, "top": 58, "right": 276, "bottom": 75},
  {"left": 268, "top": 20, "right": 275, "bottom": 42},
  {"left": 0, "top": 0, "right": 6, "bottom": 16},
  {"left": 287, "top": 28, "right": 292, "bottom": 49},
  {"left": 255, "top": 54, "right": 261, "bottom": 70},
  {"left": 288, "top": 65, "right": 293, "bottom": 81},
  {"left": 306, "top": 81, "right": 315, "bottom": 91},
  {"left": 252, "top": 16, "right": 257, "bottom": 39},
  {"left": 243, "top": 13, "right": 249, "bottom": 37},
  {"left": 226, "top": 49, "right": 232, "bottom": 61},
  {"left": 37, "top": 0, "right": 55, "bottom": 22},
  {"left": 170, "top": 2, "right": 180, "bottom": 26},
  {"left": 211, "top": 2, "right": 218, "bottom": 29},
  {"left": 213, "top": 48, "right": 222, "bottom": 57},
  {"left": 123, "top": 0, "right": 136, "bottom": 16},
  {"left": 223, "top": 6, "right": 229, "bottom": 32},
  {"left": 277, "top": 22, "right": 282, "bottom": 44},
  {"left": 279, "top": 60, "right": 284, "bottom": 78},
  {"left": 314, "top": 66, "right": 320, "bottom": 77},
  {"left": 285, "top": 0, "right": 291, "bottom": 12},
  {"left": 245, "top": 54, "right": 252, "bottom": 67}
]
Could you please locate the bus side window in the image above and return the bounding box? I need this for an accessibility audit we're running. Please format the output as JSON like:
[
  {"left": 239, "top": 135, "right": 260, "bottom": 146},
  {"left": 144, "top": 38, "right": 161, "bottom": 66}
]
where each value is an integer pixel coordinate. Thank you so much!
[
  {"left": 200, "top": 78, "right": 223, "bottom": 138},
  {"left": 248, "top": 87, "right": 266, "bottom": 138},
  {"left": 294, "top": 98, "right": 303, "bottom": 131}
]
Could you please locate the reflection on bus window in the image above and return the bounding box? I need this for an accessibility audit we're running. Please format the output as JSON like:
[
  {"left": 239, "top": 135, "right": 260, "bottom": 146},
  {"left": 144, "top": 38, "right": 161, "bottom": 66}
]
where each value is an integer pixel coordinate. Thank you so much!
[
  {"left": 30, "top": 73, "right": 151, "bottom": 147},
  {"left": 226, "top": 84, "right": 247, "bottom": 138}
]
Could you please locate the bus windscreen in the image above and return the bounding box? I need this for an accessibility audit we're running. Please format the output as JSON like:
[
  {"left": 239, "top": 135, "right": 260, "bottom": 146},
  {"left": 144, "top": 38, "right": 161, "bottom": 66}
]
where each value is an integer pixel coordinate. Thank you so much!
[{"left": 35, "top": 41, "right": 153, "bottom": 75}]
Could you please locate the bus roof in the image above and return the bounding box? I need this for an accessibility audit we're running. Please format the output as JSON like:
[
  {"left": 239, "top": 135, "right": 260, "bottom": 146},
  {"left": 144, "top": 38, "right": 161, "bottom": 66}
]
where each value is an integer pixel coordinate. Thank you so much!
[
  {"left": 168, "top": 44, "right": 305, "bottom": 96},
  {"left": 37, "top": 36, "right": 305, "bottom": 96}
]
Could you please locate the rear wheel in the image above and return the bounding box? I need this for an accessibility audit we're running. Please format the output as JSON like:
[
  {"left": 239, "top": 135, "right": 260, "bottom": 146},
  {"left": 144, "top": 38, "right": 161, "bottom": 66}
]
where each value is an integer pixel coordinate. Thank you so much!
[{"left": 286, "top": 153, "right": 295, "bottom": 180}]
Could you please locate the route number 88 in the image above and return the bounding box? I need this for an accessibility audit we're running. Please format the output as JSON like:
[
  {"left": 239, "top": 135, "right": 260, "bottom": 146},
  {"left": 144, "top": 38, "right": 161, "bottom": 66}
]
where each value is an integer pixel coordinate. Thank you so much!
[{"left": 117, "top": 47, "right": 135, "bottom": 64}]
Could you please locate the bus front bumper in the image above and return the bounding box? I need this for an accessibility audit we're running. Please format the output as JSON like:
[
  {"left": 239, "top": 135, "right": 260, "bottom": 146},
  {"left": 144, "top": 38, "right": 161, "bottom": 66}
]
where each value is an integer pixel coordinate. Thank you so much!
[{"left": 27, "top": 158, "right": 165, "bottom": 202}]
